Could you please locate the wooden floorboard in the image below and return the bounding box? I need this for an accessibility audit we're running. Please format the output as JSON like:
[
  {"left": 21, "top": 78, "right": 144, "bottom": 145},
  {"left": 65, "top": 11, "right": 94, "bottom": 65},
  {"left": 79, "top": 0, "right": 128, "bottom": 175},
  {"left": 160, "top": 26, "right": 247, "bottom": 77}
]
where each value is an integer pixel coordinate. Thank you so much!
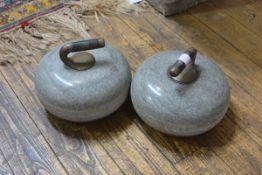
[
  {"left": 205, "top": 0, "right": 262, "bottom": 39},
  {"left": 0, "top": 72, "right": 68, "bottom": 175},
  {"left": 190, "top": 1, "right": 262, "bottom": 68},
  {"left": 0, "top": 150, "right": 14, "bottom": 175},
  {"left": 0, "top": 0, "right": 261, "bottom": 174}
]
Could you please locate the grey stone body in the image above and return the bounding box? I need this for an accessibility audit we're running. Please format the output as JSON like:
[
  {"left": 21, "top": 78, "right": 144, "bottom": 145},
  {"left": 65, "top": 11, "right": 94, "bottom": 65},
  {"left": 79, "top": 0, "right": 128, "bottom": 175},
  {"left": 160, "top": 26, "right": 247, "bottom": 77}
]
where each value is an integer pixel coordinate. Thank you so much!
[
  {"left": 35, "top": 43, "right": 131, "bottom": 122},
  {"left": 131, "top": 51, "right": 230, "bottom": 136},
  {"left": 147, "top": 0, "right": 207, "bottom": 16}
]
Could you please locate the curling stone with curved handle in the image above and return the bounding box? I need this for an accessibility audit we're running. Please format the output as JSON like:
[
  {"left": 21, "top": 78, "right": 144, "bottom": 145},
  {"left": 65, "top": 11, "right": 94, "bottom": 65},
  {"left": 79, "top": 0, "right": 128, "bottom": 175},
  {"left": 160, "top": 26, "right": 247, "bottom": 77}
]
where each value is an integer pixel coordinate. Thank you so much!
[{"left": 35, "top": 38, "right": 132, "bottom": 122}]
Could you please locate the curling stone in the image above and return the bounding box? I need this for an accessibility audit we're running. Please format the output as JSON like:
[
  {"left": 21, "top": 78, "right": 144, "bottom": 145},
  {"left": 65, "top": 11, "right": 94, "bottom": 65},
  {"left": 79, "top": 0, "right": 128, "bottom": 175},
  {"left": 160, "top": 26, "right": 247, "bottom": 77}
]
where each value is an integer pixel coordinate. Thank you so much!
[
  {"left": 131, "top": 48, "right": 230, "bottom": 136},
  {"left": 35, "top": 38, "right": 131, "bottom": 122}
]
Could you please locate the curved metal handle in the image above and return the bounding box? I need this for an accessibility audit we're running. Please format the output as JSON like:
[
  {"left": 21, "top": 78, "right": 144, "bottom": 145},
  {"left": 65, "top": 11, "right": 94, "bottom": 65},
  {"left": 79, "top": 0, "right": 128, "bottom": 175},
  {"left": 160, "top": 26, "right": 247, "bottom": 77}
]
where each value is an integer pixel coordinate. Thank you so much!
[
  {"left": 169, "top": 48, "right": 198, "bottom": 84},
  {"left": 59, "top": 38, "right": 105, "bottom": 70}
]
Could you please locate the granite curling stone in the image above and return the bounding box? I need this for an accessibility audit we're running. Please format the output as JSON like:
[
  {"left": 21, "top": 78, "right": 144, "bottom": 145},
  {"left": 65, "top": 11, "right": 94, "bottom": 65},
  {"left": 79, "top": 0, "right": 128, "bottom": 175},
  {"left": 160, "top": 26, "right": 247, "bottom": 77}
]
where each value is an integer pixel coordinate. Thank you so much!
[
  {"left": 35, "top": 38, "right": 132, "bottom": 122},
  {"left": 131, "top": 48, "right": 230, "bottom": 136}
]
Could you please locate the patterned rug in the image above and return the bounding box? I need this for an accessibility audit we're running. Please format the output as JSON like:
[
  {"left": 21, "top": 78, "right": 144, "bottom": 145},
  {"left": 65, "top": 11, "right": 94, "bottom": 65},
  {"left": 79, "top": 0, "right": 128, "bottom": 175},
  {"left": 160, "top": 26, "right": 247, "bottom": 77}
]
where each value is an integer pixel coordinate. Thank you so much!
[{"left": 0, "top": 0, "right": 68, "bottom": 32}]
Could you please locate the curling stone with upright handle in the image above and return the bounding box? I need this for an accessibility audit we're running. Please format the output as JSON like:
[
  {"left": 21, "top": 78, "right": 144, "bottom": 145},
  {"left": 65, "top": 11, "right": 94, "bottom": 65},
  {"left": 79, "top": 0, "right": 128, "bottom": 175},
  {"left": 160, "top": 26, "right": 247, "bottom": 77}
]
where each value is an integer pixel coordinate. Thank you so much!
[{"left": 131, "top": 48, "right": 230, "bottom": 136}]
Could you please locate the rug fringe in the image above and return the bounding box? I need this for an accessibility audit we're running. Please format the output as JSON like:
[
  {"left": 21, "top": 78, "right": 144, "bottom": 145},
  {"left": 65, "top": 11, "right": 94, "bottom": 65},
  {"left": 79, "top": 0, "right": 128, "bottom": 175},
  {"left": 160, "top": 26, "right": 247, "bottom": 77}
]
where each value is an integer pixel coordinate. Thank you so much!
[{"left": 0, "top": 0, "right": 148, "bottom": 64}]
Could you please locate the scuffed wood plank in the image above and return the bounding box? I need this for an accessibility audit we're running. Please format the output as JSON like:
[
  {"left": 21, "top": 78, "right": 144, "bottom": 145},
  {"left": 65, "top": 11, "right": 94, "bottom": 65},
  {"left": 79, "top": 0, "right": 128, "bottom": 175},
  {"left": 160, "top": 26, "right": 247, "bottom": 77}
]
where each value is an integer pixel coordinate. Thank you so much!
[
  {"left": 102, "top": 112, "right": 179, "bottom": 175},
  {"left": 208, "top": 0, "right": 262, "bottom": 38},
  {"left": 200, "top": 116, "right": 262, "bottom": 174},
  {"left": 189, "top": 0, "right": 262, "bottom": 67},
  {"left": 0, "top": 151, "right": 13, "bottom": 175},
  {"left": 0, "top": 74, "right": 67, "bottom": 175},
  {"left": 175, "top": 148, "right": 234, "bottom": 175},
  {"left": 227, "top": 79, "right": 262, "bottom": 144}
]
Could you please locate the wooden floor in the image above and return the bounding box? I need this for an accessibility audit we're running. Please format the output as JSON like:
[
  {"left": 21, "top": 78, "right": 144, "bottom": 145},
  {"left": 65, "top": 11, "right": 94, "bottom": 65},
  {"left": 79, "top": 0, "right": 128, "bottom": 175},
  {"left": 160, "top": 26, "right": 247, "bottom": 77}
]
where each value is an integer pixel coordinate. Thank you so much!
[{"left": 0, "top": 0, "right": 262, "bottom": 174}]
